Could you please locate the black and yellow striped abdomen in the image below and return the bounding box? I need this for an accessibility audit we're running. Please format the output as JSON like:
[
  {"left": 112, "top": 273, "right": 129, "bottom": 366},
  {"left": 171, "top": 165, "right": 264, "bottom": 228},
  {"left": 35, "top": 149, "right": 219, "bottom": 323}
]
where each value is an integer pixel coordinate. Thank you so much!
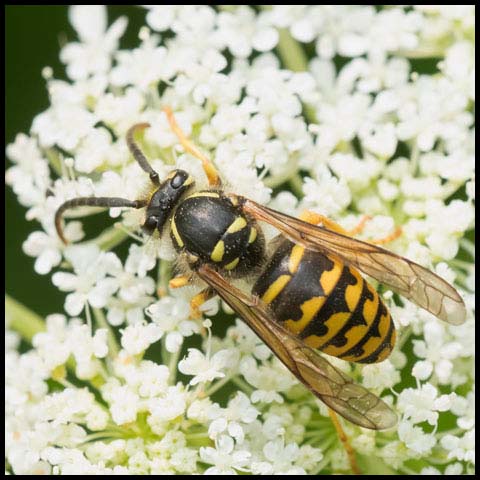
[{"left": 252, "top": 239, "right": 396, "bottom": 364}]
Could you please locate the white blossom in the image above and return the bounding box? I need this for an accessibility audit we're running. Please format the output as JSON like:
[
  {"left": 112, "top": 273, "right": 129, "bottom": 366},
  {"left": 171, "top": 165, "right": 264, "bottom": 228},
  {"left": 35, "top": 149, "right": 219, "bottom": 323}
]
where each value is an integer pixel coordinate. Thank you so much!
[
  {"left": 178, "top": 348, "right": 235, "bottom": 386},
  {"left": 146, "top": 296, "right": 199, "bottom": 353},
  {"left": 5, "top": 4, "right": 475, "bottom": 476},
  {"left": 200, "top": 435, "right": 251, "bottom": 475}
]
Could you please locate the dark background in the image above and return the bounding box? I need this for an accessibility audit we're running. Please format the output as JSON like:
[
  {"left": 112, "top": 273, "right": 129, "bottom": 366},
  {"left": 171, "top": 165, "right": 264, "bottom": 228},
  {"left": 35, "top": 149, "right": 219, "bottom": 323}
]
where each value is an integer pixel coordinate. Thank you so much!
[{"left": 5, "top": 6, "right": 145, "bottom": 317}]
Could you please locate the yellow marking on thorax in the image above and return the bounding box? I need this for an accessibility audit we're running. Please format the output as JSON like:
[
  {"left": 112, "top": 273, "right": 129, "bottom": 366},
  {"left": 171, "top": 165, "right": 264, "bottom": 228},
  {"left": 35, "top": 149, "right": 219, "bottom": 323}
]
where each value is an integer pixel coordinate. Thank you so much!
[
  {"left": 340, "top": 312, "right": 393, "bottom": 363},
  {"left": 319, "top": 256, "right": 343, "bottom": 295},
  {"left": 288, "top": 245, "right": 305, "bottom": 274},
  {"left": 227, "top": 217, "right": 247, "bottom": 234},
  {"left": 345, "top": 268, "right": 363, "bottom": 312},
  {"left": 186, "top": 191, "right": 220, "bottom": 200},
  {"left": 225, "top": 257, "right": 240, "bottom": 270},
  {"left": 171, "top": 217, "right": 184, "bottom": 247},
  {"left": 284, "top": 296, "right": 325, "bottom": 335},
  {"left": 211, "top": 240, "right": 225, "bottom": 262},
  {"left": 362, "top": 283, "right": 380, "bottom": 326},
  {"left": 302, "top": 311, "right": 352, "bottom": 348},
  {"left": 261, "top": 275, "right": 291, "bottom": 304},
  {"left": 248, "top": 227, "right": 257, "bottom": 244},
  {"left": 183, "top": 175, "right": 194, "bottom": 186}
]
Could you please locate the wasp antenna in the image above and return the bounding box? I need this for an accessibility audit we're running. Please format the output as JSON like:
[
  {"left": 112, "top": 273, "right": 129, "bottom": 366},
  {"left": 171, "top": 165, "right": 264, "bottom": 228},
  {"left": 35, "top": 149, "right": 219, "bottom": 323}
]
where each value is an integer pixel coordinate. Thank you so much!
[
  {"left": 54, "top": 196, "right": 146, "bottom": 245},
  {"left": 126, "top": 123, "right": 160, "bottom": 186}
]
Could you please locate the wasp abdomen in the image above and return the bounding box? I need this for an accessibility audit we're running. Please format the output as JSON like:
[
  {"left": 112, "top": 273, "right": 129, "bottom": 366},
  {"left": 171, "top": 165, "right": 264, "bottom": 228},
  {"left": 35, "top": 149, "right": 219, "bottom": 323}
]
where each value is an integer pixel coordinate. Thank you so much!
[
  {"left": 171, "top": 191, "right": 264, "bottom": 274},
  {"left": 252, "top": 240, "right": 396, "bottom": 364}
]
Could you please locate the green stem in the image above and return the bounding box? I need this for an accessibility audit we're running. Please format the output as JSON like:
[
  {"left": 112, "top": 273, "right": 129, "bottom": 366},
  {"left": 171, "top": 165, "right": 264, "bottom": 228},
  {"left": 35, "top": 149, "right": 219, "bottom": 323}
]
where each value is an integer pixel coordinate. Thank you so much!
[
  {"left": 203, "top": 374, "right": 234, "bottom": 397},
  {"left": 45, "top": 148, "right": 64, "bottom": 176},
  {"left": 275, "top": 28, "right": 317, "bottom": 123},
  {"left": 449, "top": 258, "right": 474, "bottom": 272},
  {"left": 410, "top": 141, "right": 419, "bottom": 176},
  {"left": 396, "top": 48, "right": 445, "bottom": 58},
  {"left": 85, "top": 303, "right": 93, "bottom": 333},
  {"left": 230, "top": 376, "right": 255, "bottom": 395},
  {"left": 168, "top": 347, "right": 181, "bottom": 385},
  {"left": 357, "top": 454, "right": 397, "bottom": 475},
  {"left": 161, "top": 336, "right": 169, "bottom": 366},
  {"left": 459, "top": 238, "right": 475, "bottom": 259},
  {"left": 276, "top": 28, "right": 309, "bottom": 73},
  {"left": 93, "top": 308, "right": 120, "bottom": 358},
  {"left": 435, "top": 427, "right": 465, "bottom": 438},
  {"left": 158, "top": 259, "right": 173, "bottom": 296},
  {"left": 185, "top": 431, "right": 209, "bottom": 440},
  {"left": 289, "top": 173, "right": 304, "bottom": 198},
  {"left": 93, "top": 226, "right": 129, "bottom": 251},
  {"left": 5, "top": 294, "right": 45, "bottom": 341},
  {"left": 83, "top": 430, "right": 128, "bottom": 442},
  {"left": 396, "top": 325, "right": 413, "bottom": 351}
]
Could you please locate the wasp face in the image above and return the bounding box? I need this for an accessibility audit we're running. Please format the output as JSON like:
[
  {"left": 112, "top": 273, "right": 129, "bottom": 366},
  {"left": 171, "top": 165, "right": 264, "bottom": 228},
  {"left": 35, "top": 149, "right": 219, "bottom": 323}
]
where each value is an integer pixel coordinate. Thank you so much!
[{"left": 142, "top": 169, "right": 195, "bottom": 235}]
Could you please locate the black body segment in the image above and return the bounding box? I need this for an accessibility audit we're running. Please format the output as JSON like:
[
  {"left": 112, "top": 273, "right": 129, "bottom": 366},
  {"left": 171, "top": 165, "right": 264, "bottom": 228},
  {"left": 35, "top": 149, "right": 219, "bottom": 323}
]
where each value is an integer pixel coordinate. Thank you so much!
[
  {"left": 171, "top": 191, "right": 265, "bottom": 274},
  {"left": 253, "top": 239, "right": 396, "bottom": 364}
]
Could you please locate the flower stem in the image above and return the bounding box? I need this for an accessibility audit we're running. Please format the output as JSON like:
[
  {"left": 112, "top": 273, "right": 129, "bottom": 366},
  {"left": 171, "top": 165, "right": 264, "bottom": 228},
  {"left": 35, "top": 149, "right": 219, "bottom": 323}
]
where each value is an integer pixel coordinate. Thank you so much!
[
  {"left": 396, "top": 325, "right": 413, "bottom": 351},
  {"left": 45, "top": 147, "right": 63, "bottom": 176},
  {"left": 5, "top": 294, "right": 45, "bottom": 342},
  {"left": 168, "top": 347, "right": 181, "bottom": 385},
  {"left": 276, "top": 28, "right": 309, "bottom": 73},
  {"left": 289, "top": 173, "right": 304, "bottom": 198},
  {"left": 230, "top": 376, "right": 255, "bottom": 395},
  {"left": 158, "top": 259, "right": 173, "bottom": 297},
  {"left": 203, "top": 374, "right": 234, "bottom": 397},
  {"left": 275, "top": 28, "right": 317, "bottom": 123},
  {"left": 93, "top": 226, "right": 129, "bottom": 251},
  {"left": 85, "top": 303, "right": 93, "bottom": 333},
  {"left": 459, "top": 238, "right": 475, "bottom": 259},
  {"left": 93, "top": 307, "right": 120, "bottom": 358}
]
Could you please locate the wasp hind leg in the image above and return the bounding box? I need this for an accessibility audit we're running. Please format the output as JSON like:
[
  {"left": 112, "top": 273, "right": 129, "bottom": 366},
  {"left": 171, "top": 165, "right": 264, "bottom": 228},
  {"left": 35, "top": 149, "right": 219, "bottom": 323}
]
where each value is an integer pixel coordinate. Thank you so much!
[
  {"left": 328, "top": 410, "right": 361, "bottom": 475},
  {"left": 168, "top": 274, "right": 216, "bottom": 320},
  {"left": 300, "top": 209, "right": 362, "bottom": 475},
  {"left": 163, "top": 106, "right": 221, "bottom": 188},
  {"left": 299, "top": 210, "right": 401, "bottom": 245},
  {"left": 189, "top": 287, "right": 216, "bottom": 320},
  {"left": 168, "top": 275, "right": 192, "bottom": 290}
]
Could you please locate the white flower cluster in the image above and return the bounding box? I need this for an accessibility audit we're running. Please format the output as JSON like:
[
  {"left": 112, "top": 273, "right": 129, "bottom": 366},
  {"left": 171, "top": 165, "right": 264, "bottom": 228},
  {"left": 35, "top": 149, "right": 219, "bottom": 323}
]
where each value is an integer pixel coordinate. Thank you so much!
[{"left": 6, "top": 5, "right": 475, "bottom": 475}]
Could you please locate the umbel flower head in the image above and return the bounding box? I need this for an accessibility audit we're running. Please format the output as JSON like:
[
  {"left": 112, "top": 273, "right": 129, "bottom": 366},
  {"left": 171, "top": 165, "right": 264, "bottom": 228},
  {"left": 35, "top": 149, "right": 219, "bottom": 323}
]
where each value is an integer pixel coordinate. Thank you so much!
[{"left": 5, "top": 5, "right": 475, "bottom": 475}]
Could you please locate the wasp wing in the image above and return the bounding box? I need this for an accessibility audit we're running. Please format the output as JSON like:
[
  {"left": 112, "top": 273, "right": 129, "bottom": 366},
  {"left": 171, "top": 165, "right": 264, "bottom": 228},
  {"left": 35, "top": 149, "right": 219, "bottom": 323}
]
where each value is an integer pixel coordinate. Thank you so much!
[
  {"left": 197, "top": 264, "right": 397, "bottom": 430},
  {"left": 241, "top": 198, "right": 466, "bottom": 326}
]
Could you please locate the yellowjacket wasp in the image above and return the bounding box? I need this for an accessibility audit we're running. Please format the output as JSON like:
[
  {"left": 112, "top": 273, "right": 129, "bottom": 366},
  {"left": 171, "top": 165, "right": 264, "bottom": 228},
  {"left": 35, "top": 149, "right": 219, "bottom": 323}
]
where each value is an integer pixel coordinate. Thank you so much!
[{"left": 55, "top": 107, "right": 466, "bottom": 435}]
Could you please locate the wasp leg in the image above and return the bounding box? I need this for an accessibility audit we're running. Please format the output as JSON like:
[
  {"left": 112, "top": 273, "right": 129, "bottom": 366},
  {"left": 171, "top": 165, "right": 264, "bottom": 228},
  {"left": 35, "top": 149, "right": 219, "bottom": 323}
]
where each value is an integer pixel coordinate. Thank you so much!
[
  {"left": 300, "top": 210, "right": 401, "bottom": 245},
  {"left": 168, "top": 275, "right": 192, "bottom": 289},
  {"left": 299, "top": 210, "right": 356, "bottom": 236},
  {"left": 163, "top": 106, "right": 221, "bottom": 187},
  {"left": 301, "top": 208, "right": 363, "bottom": 474},
  {"left": 126, "top": 123, "right": 160, "bottom": 186},
  {"left": 328, "top": 409, "right": 361, "bottom": 475},
  {"left": 190, "top": 287, "right": 216, "bottom": 319},
  {"left": 370, "top": 226, "right": 402, "bottom": 245},
  {"left": 299, "top": 210, "right": 348, "bottom": 234},
  {"left": 345, "top": 215, "right": 371, "bottom": 236}
]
